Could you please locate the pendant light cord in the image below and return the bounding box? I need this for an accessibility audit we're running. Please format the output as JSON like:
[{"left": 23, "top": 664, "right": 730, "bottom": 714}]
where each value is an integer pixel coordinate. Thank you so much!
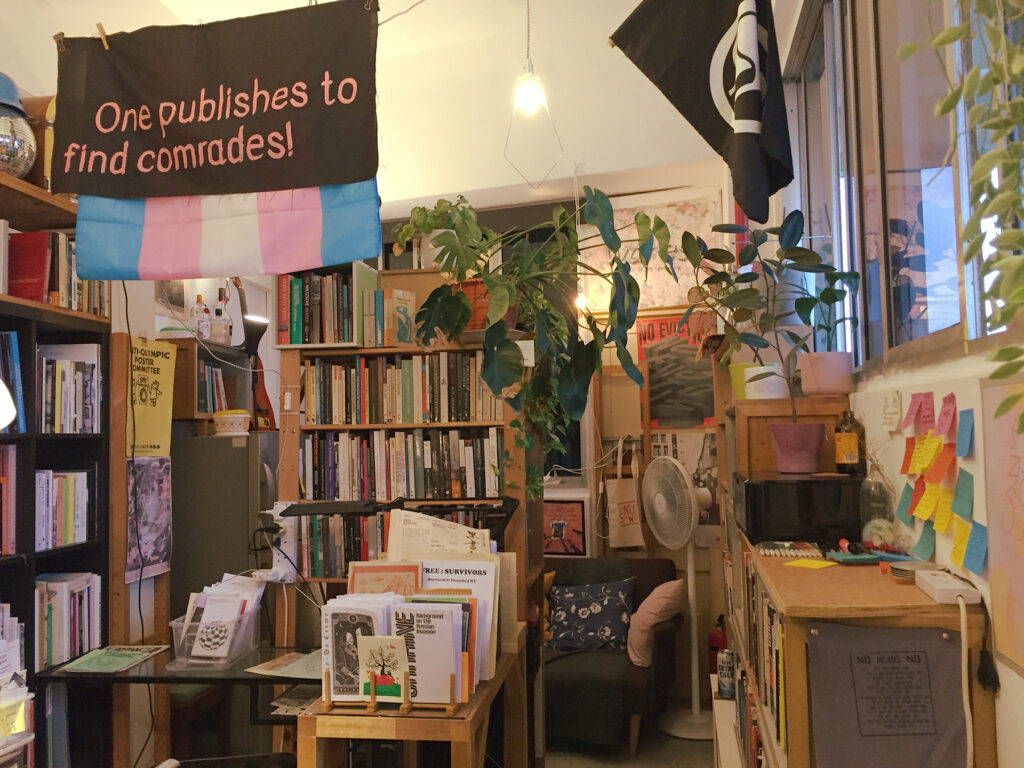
[{"left": 525, "top": 0, "right": 532, "bottom": 63}]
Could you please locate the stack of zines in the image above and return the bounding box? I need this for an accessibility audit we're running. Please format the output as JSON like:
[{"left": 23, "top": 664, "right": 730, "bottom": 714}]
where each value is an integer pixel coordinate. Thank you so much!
[
  {"left": 176, "top": 573, "right": 264, "bottom": 662},
  {"left": 321, "top": 509, "right": 515, "bottom": 705},
  {"left": 0, "top": 602, "right": 32, "bottom": 758}
]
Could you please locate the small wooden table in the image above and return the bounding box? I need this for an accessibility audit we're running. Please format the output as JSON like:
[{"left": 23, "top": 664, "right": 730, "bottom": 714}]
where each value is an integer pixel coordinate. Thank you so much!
[{"left": 297, "top": 649, "right": 527, "bottom": 768}]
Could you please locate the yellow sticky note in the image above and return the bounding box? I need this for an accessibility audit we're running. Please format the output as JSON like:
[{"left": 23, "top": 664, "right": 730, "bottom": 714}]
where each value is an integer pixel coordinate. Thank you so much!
[
  {"left": 951, "top": 517, "right": 971, "bottom": 569},
  {"left": 933, "top": 487, "right": 955, "bottom": 533},
  {"left": 907, "top": 441, "right": 930, "bottom": 474},
  {"left": 0, "top": 699, "right": 26, "bottom": 738},
  {"left": 913, "top": 482, "right": 941, "bottom": 520},
  {"left": 784, "top": 558, "right": 837, "bottom": 569}
]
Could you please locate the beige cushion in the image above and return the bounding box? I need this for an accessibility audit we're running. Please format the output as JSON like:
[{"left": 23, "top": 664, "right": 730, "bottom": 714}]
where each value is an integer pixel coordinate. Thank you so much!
[{"left": 626, "top": 578, "right": 684, "bottom": 667}]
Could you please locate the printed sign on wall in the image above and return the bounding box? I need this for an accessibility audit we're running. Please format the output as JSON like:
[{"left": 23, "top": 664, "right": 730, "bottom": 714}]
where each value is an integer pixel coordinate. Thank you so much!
[{"left": 53, "top": 2, "right": 378, "bottom": 198}]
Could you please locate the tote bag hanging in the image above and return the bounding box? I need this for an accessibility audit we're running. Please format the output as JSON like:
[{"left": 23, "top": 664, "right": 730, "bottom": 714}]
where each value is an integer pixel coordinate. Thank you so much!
[{"left": 608, "top": 438, "right": 645, "bottom": 548}]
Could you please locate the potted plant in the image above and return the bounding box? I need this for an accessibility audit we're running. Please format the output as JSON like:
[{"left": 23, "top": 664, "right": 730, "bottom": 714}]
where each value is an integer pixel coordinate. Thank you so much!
[
  {"left": 793, "top": 268, "right": 860, "bottom": 396},
  {"left": 678, "top": 211, "right": 835, "bottom": 473},
  {"left": 402, "top": 187, "right": 678, "bottom": 497}
]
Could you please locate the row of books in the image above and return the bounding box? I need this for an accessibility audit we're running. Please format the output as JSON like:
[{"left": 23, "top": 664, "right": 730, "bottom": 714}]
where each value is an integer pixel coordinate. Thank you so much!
[
  {"left": 735, "top": 668, "right": 766, "bottom": 768},
  {"left": 34, "top": 470, "right": 91, "bottom": 552},
  {"left": 300, "top": 427, "right": 505, "bottom": 502},
  {"left": 37, "top": 343, "right": 101, "bottom": 434},
  {"left": 0, "top": 332, "right": 26, "bottom": 433},
  {"left": 3, "top": 226, "right": 110, "bottom": 317},
  {"left": 196, "top": 360, "right": 229, "bottom": 414},
  {"left": 304, "top": 351, "right": 502, "bottom": 427},
  {"left": 34, "top": 572, "right": 102, "bottom": 670},
  {"left": 0, "top": 602, "right": 32, "bottom": 762},
  {"left": 0, "top": 445, "right": 17, "bottom": 554},
  {"left": 276, "top": 264, "right": 385, "bottom": 347}
]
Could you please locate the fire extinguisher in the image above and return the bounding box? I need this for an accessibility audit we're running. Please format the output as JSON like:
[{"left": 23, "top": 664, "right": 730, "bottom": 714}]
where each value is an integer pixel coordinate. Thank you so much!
[{"left": 709, "top": 614, "right": 728, "bottom": 673}]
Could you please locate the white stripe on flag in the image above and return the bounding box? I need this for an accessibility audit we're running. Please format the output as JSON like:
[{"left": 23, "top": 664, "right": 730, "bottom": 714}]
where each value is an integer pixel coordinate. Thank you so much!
[{"left": 200, "top": 193, "right": 262, "bottom": 277}]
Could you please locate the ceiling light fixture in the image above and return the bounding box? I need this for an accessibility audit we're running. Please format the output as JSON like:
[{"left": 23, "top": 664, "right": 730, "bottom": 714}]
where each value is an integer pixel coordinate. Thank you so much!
[{"left": 504, "top": 0, "right": 563, "bottom": 188}]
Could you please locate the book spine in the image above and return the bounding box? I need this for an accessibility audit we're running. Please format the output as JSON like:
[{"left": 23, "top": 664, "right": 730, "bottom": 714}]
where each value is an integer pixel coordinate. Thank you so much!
[
  {"left": 342, "top": 279, "right": 351, "bottom": 342},
  {"left": 302, "top": 273, "right": 312, "bottom": 344},
  {"left": 289, "top": 278, "right": 302, "bottom": 345},
  {"left": 374, "top": 289, "right": 384, "bottom": 348},
  {"left": 6, "top": 332, "right": 25, "bottom": 432},
  {"left": 277, "top": 274, "right": 290, "bottom": 344},
  {"left": 310, "top": 275, "right": 322, "bottom": 346}
]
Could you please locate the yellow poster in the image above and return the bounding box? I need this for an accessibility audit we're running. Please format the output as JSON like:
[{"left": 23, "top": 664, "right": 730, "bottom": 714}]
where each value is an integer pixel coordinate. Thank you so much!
[{"left": 126, "top": 338, "right": 176, "bottom": 457}]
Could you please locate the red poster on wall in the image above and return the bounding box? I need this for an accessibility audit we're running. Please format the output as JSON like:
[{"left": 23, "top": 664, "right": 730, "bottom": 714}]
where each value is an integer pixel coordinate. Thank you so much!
[{"left": 636, "top": 313, "right": 716, "bottom": 428}]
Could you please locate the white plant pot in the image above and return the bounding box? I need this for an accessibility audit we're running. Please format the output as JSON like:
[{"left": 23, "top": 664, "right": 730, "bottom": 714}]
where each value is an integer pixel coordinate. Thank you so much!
[
  {"left": 743, "top": 365, "right": 789, "bottom": 399},
  {"left": 415, "top": 228, "right": 453, "bottom": 268},
  {"left": 801, "top": 351, "right": 854, "bottom": 396}
]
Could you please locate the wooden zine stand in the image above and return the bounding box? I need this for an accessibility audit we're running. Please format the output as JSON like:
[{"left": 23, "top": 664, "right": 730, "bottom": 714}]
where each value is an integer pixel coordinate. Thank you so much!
[{"left": 321, "top": 670, "right": 459, "bottom": 716}]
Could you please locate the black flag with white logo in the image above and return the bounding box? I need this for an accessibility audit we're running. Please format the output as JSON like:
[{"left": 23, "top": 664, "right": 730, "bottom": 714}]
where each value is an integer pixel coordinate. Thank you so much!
[{"left": 611, "top": 0, "right": 793, "bottom": 223}]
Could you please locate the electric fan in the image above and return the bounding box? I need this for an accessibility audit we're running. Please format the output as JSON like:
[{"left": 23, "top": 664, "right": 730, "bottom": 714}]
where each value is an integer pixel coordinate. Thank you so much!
[{"left": 641, "top": 455, "right": 714, "bottom": 740}]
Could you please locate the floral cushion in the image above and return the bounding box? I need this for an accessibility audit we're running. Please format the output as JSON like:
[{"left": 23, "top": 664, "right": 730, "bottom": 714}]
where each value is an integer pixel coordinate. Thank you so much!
[{"left": 547, "top": 577, "right": 636, "bottom": 650}]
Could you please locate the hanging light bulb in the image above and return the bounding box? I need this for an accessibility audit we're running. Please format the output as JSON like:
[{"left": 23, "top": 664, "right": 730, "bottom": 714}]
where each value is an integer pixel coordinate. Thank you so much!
[
  {"left": 514, "top": 65, "right": 546, "bottom": 115},
  {"left": 0, "top": 380, "right": 16, "bottom": 430}
]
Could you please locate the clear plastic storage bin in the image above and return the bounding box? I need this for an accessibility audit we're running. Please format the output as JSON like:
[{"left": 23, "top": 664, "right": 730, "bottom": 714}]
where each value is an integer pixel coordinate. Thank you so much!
[{"left": 167, "top": 609, "right": 259, "bottom": 670}]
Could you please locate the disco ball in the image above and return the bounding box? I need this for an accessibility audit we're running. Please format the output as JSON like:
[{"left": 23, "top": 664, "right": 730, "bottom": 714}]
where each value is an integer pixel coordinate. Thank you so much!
[{"left": 0, "top": 105, "right": 36, "bottom": 179}]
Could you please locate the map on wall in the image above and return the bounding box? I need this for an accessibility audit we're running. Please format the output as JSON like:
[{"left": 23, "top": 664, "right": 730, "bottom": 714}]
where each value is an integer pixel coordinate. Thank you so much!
[
  {"left": 578, "top": 187, "right": 722, "bottom": 313},
  {"left": 980, "top": 380, "right": 1024, "bottom": 675}
]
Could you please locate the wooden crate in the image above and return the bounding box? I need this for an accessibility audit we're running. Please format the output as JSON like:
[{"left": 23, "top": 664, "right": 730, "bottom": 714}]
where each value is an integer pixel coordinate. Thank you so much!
[{"left": 733, "top": 396, "right": 849, "bottom": 476}]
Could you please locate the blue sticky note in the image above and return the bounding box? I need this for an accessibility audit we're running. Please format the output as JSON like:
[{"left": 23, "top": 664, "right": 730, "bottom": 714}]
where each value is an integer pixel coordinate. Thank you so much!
[
  {"left": 911, "top": 521, "right": 936, "bottom": 561},
  {"left": 895, "top": 482, "right": 915, "bottom": 524},
  {"left": 964, "top": 522, "right": 988, "bottom": 575},
  {"left": 956, "top": 409, "right": 975, "bottom": 457},
  {"left": 952, "top": 469, "right": 974, "bottom": 520}
]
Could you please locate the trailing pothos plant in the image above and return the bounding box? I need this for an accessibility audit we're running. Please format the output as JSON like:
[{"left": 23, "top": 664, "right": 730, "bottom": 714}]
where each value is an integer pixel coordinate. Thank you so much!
[
  {"left": 409, "top": 187, "right": 677, "bottom": 498},
  {"left": 676, "top": 210, "right": 856, "bottom": 417},
  {"left": 901, "top": 1, "right": 1024, "bottom": 426}
]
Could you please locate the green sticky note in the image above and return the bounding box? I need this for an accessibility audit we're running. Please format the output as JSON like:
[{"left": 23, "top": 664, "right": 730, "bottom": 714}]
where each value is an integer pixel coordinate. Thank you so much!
[
  {"left": 952, "top": 469, "right": 974, "bottom": 521},
  {"left": 911, "top": 521, "right": 936, "bottom": 561},
  {"left": 895, "top": 482, "right": 915, "bottom": 524}
]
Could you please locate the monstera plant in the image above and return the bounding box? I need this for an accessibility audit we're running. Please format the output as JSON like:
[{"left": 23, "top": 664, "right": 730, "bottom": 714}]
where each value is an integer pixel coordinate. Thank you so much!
[{"left": 406, "top": 187, "right": 676, "bottom": 496}]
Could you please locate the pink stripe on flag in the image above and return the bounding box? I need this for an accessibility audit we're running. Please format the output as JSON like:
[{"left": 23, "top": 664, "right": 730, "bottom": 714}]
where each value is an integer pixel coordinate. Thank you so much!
[
  {"left": 257, "top": 187, "right": 324, "bottom": 274},
  {"left": 138, "top": 196, "right": 203, "bottom": 279}
]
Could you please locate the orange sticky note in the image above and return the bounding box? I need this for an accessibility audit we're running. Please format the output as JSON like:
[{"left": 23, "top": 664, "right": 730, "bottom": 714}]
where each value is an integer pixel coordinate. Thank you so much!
[
  {"left": 951, "top": 517, "right": 971, "bottom": 569},
  {"left": 900, "top": 437, "right": 916, "bottom": 474},
  {"left": 925, "top": 443, "right": 957, "bottom": 483},
  {"left": 913, "top": 483, "right": 941, "bottom": 520},
  {"left": 933, "top": 487, "right": 955, "bottom": 533},
  {"left": 785, "top": 559, "right": 837, "bottom": 569}
]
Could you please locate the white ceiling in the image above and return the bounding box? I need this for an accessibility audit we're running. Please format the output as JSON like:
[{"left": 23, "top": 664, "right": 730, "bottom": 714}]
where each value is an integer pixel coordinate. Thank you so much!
[{"left": 3, "top": 0, "right": 721, "bottom": 216}]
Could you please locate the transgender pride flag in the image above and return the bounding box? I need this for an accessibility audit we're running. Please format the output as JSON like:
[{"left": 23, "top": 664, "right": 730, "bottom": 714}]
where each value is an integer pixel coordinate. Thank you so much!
[{"left": 75, "top": 178, "right": 381, "bottom": 280}]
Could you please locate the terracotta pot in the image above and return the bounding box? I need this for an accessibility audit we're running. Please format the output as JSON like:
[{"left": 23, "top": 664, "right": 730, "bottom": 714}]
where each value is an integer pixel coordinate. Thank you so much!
[
  {"left": 801, "top": 351, "right": 854, "bottom": 396},
  {"left": 769, "top": 422, "right": 825, "bottom": 473},
  {"left": 459, "top": 279, "right": 519, "bottom": 331},
  {"left": 743, "top": 364, "right": 789, "bottom": 399}
]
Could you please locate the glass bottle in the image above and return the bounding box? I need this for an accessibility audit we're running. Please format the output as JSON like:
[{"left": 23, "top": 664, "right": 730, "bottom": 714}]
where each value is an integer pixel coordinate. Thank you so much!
[
  {"left": 860, "top": 459, "right": 894, "bottom": 543},
  {"left": 211, "top": 287, "right": 231, "bottom": 344},
  {"left": 834, "top": 410, "right": 866, "bottom": 475},
  {"left": 189, "top": 294, "right": 212, "bottom": 340}
]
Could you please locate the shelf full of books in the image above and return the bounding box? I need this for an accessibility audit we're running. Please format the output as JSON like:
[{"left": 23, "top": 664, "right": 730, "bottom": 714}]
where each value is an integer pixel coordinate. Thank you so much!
[
  {"left": 5, "top": 227, "right": 110, "bottom": 318},
  {"left": 301, "top": 427, "right": 504, "bottom": 503},
  {"left": 0, "top": 602, "right": 34, "bottom": 763},
  {"left": 276, "top": 261, "right": 380, "bottom": 347},
  {"left": 304, "top": 350, "right": 502, "bottom": 427},
  {"left": 33, "top": 572, "right": 102, "bottom": 671},
  {"left": 320, "top": 510, "right": 516, "bottom": 707},
  {"left": 37, "top": 343, "right": 102, "bottom": 434},
  {"left": 34, "top": 469, "right": 95, "bottom": 552}
]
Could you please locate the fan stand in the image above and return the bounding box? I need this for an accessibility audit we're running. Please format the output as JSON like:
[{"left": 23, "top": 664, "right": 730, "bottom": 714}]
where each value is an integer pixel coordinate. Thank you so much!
[{"left": 656, "top": 538, "right": 714, "bottom": 740}]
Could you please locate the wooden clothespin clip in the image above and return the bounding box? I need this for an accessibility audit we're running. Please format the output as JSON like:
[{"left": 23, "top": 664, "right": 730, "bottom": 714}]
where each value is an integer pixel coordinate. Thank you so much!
[
  {"left": 607, "top": 37, "right": 616, "bottom": 49},
  {"left": 52, "top": 32, "right": 66, "bottom": 52},
  {"left": 96, "top": 23, "right": 110, "bottom": 50}
]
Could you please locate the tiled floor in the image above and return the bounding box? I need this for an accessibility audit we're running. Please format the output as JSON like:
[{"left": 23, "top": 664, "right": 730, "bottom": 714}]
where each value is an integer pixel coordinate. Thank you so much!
[{"left": 545, "top": 717, "right": 715, "bottom": 768}]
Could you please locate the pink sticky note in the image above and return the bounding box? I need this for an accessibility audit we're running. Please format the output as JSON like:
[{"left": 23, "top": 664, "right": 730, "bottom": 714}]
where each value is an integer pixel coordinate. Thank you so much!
[
  {"left": 936, "top": 392, "right": 957, "bottom": 435},
  {"left": 899, "top": 394, "right": 922, "bottom": 430},
  {"left": 900, "top": 437, "right": 916, "bottom": 474},
  {"left": 917, "top": 393, "right": 936, "bottom": 430}
]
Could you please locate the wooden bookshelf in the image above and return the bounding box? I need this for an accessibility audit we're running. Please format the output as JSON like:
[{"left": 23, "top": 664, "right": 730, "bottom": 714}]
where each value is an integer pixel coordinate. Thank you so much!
[
  {"left": 301, "top": 420, "right": 504, "bottom": 432},
  {"left": 0, "top": 293, "right": 110, "bottom": 327},
  {"left": 0, "top": 173, "right": 76, "bottom": 231}
]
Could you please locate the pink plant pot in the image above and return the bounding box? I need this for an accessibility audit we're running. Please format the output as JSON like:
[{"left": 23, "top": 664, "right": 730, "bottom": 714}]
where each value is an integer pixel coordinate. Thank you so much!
[
  {"left": 769, "top": 422, "right": 825, "bottom": 474},
  {"left": 801, "top": 351, "right": 854, "bottom": 396}
]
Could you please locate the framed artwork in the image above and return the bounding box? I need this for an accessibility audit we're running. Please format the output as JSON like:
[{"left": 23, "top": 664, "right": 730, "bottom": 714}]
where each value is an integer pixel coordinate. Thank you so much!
[
  {"left": 639, "top": 312, "right": 717, "bottom": 429},
  {"left": 542, "top": 487, "right": 591, "bottom": 557},
  {"left": 578, "top": 186, "right": 722, "bottom": 314},
  {"left": 155, "top": 280, "right": 186, "bottom": 318}
]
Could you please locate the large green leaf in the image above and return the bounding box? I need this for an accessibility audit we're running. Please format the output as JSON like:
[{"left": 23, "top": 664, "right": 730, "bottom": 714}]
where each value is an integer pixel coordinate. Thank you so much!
[
  {"left": 415, "top": 284, "right": 473, "bottom": 345},
  {"left": 557, "top": 341, "right": 600, "bottom": 419},
  {"left": 779, "top": 210, "right": 805, "bottom": 250},
  {"left": 634, "top": 212, "right": 653, "bottom": 266},
  {"left": 738, "top": 243, "right": 758, "bottom": 267},
  {"left": 616, "top": 344, "right": 644, "bottom": 387},
  {"left": 712, "top": 223, "right": 749, "bottom": 234},
  {"left": 481, "top": 272, "right": 516, "bottom": 327},
  {"left": 794, "top": 296, "right": 818, "bottom": 325},
  {"left": 583, "top": 186, "right": 621, "bottom": 252},
  {"left": 721, "top": 288, "right": 766, "bottom": 310},
  {"left": 737, "top": 332, "right": 770, "bottom": 349},
  {"left": 653, "top": 216, "right": 671, "bottom": 262},
  {"left": 783, "top": 247, "right": 823, "bottom": 266},
  {"left": 481, "top": 320, "right": 525, "bottom": 396},
  {"left": 704, "top": 248, "right": 736, "bottom": 265},
  {"left": 681, "top": 232, "right": 702, "bottom": 269}
]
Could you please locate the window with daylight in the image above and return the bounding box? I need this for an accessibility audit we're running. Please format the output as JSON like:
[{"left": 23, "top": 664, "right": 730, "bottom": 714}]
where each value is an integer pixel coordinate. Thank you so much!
[{"left": 796, "top": 0, "right": 992, "bottom": 360}]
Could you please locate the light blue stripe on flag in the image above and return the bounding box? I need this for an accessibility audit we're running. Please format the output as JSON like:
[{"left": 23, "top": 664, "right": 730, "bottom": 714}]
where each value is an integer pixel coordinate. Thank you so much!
[
  {"left": 320, "top": 179, "right": 382, "bottom": 267},
  {"left": 76, "top": 196, "right": 146, "bottom": 280}
]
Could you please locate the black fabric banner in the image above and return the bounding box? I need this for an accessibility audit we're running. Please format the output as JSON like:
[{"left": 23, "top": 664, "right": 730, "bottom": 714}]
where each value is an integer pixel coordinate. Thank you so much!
[
  {"left": 52, "top": 1, "right": 378, "bottom": 199},
  {"left": 611, "top": 0, "right": 793, "bottom": 223}
]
